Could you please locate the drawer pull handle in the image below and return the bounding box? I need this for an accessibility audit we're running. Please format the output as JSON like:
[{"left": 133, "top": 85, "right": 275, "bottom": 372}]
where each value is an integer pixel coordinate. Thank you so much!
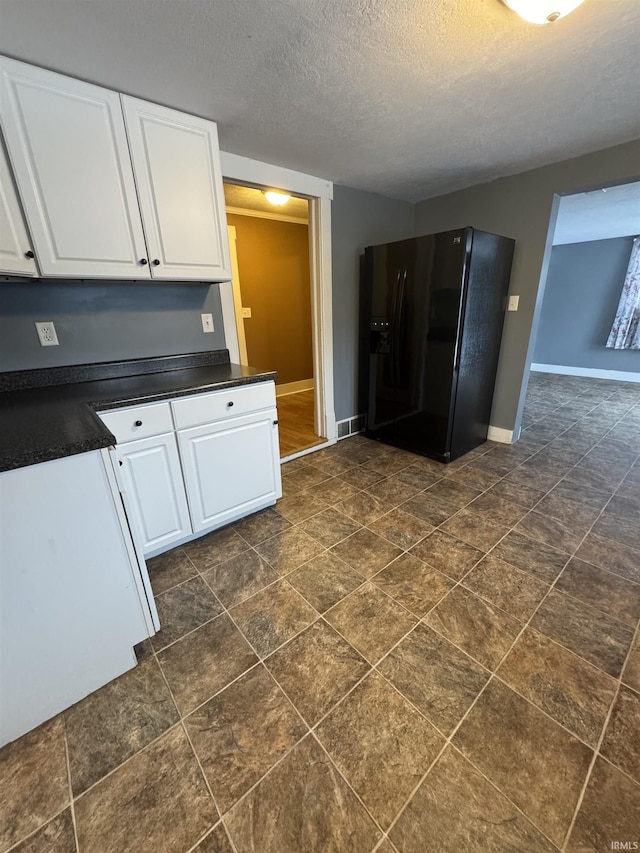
[
  {"left": 273, "top": 419, "right": 279, "bottom": 425},
  {"left": 134, "top": 420, "right": 143, "bottom": 427},
  {"left": 227, "top": 401, "right": 234, "bottom": 407}
]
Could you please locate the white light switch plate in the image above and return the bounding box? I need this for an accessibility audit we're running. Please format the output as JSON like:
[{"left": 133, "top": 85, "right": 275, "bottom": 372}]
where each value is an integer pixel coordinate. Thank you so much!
[
  {"left": 201, "top": 313, "right": 214, "bottom": 333},
  {"left": 35, "top": 321, "right": 59, "bottom": 346},
  {"left": 508, "top": 295, "right": 520, "bottom": 312},
  {"left": 242, "top": 307, "right": 252, "bottom": 318}
]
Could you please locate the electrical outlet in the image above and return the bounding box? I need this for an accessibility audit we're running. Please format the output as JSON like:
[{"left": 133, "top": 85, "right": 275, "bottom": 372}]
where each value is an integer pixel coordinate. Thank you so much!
[
  {"left": 242, "top": 307, "right": 252, "bottom": 318},
  {"left": 508, "top": 295, "right": 520, "bottom": 312},
  {"left": 201, "top": 313, "right": 214, "bottom": 333},
  {"left": 35, "top": 321, "right": 59, "bottom": 346}
]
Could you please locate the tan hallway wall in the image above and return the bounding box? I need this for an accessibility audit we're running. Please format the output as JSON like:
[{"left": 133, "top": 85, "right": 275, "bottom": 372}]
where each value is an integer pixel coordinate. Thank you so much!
[{"left": 227, "top": 214, "right": 313, "bottom": 385}]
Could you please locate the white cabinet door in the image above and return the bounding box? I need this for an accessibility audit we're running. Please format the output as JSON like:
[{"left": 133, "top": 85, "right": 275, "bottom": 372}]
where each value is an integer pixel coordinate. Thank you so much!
[
  {"left": 112, "top": 432, "right": 192, "bottom": 555},
  {"left": 121, "top": 96, "right": 231, "bottom": 281},
  {"left": 0, "top": 142, "right": 38, "bottom": 276},
  {"left": 178, "top": 410, "right": 281, "bottom": 532},
  {"left": 0, "top": 57, "right": 150, "bottom": 278}
]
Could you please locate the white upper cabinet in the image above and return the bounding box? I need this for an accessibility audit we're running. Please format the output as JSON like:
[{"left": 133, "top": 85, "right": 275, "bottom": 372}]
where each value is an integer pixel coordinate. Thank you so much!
[
  {"left": 0, "top": 141, "right": 38, "bottom": 276},
  {"left": 0, "top": 57, "right": 150, "bottom": 279},
  {"left": 121, "top": 97, "right": 231, "bottom": 281}
]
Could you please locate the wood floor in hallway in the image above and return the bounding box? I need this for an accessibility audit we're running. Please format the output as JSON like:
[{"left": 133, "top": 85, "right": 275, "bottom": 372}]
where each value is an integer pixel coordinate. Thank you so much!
[{"left": 276, "top": 389, "right": 324, "bottom": 457}]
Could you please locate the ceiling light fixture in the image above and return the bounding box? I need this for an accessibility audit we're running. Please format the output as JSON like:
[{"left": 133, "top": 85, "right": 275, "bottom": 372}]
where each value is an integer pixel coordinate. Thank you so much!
[
  {"left": 502, "top": 0, "right": 585, "bottom": 24},
  {"left": 263, "top": 190, "right": 291, "bottom": 206}
]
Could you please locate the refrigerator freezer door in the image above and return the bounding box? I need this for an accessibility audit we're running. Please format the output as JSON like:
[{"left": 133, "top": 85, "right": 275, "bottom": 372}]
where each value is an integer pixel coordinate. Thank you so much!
[{"left": 364, "top": 240, "right": 412, "bottom": 435}]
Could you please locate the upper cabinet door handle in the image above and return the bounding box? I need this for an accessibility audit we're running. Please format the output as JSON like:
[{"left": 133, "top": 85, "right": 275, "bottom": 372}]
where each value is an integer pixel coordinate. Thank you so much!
[
  {"left": 25, "top": 250, "right": 35, "bottom": 259},
  {"left": 152, "top": 259, "right": 160, "bottom": 266},
  {"left": 139, "top": 258, "right": 148, "bottom": 265}
]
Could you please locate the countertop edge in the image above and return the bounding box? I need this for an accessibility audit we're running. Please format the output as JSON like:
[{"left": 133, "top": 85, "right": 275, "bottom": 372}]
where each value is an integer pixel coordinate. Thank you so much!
[
  {"left": 0, "top": 369, "right": 278, "bottom": 474},
  {"left": 88, "top": 370, "right": 278, "bottom": 411}
]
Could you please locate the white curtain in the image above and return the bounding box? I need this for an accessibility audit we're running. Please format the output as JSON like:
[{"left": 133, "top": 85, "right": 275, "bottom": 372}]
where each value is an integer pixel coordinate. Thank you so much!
[{"left": 606, "top": 237, "right": 640, "bottom": 350}]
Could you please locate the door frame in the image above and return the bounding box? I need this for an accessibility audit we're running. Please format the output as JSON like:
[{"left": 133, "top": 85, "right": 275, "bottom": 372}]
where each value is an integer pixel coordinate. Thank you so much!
[{"left": 219, "top": 151, "right": 336, "bottom": 444}]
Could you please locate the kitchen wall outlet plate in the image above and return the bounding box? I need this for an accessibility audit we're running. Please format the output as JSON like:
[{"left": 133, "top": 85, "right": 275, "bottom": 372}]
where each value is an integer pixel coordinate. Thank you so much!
[
  {"left": 201, "top": 313, "right": 214, "bottom": 333},
  {"left": 508, "top": 295, "right": 520, "bottom": 312},
  {"left": 35, "top": 321, "right": 59, "bottom": 346},
  {"left": 242, "top": 307, "right": 252, "bottom": 318}
]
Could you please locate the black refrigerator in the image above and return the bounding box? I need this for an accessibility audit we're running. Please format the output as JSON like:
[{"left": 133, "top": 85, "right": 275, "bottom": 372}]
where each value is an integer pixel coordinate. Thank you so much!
[{"left": 360, "top": 227, "right": 515, "bottom": 462}]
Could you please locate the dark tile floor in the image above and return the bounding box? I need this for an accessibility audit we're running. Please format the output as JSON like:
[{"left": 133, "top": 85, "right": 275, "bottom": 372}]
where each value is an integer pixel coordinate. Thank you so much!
[{"left": 2, "top": 372, "right": 640, "bottom": 852}]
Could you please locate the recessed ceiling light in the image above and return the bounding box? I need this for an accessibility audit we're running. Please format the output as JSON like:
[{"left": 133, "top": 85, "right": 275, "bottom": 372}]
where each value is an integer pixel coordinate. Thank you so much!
[
  {"left": 263, "top": 190, "right": 291, "bottom": 206},
  {"left": 502, "top": 0, "right": 585, "bottom": 24}
]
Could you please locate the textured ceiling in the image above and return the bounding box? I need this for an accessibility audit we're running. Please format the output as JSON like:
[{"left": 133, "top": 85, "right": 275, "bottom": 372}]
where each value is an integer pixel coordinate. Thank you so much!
[
  {"left": 224, "top": 183, "right": 309, "bottom": 221},
  {"left": 553, "top": 181, "right": 640, "bottom": 245},
  {"left": 1, "top": 0, "right": 639, "bottom": 201}
]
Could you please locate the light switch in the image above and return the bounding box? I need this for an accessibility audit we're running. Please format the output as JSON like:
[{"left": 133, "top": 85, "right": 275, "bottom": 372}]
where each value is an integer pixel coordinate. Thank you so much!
[
  {"left": 242, "top": 307, "right": 252, "bottom": 318},
  {"left": 508, "top": 295, "right": 520, "bottom": 312},
  {"left": 201, "top": 313, "right": 214, "bottom": 333}
]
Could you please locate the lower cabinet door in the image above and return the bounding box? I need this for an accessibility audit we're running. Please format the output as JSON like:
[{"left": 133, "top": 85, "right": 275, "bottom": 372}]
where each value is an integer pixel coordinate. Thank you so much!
[
  {"left": 112, "top": 431, "right": 192, "bottom": 554},
  {"left": 178, "top": 409, "right": 281, "bottom": 532}
]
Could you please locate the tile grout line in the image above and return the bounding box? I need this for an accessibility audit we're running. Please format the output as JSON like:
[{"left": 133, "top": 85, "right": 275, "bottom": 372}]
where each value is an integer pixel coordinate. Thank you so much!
[
  {"left": 5, "top": 382, "right": 638, "bottom": 853},
  {"left": 560, "top": 616, "right": 640, "bottom": 851},
  {"left": 61, "top": 717, "right": 81, "bottom": 853},
  {"left": 142, "top": 649, "right": 227, "bottom": 842},
  {"left": 128, "top": 394, "right": 640, "bottom": 839},
  {"left": 3, "top": 802, "right": 77, "bottom": 853},
  {"left": 160, "top": 392, "right": 639, "bottom": 836},
  {"left": 376, "top": 411, "right": 640, "bottom": 849},
  {"left": 159, "top": 405, "right": 639, "bottom": 838}
]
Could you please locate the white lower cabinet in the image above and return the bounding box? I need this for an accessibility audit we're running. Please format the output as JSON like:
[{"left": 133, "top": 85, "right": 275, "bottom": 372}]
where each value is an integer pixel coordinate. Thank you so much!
[
  {"left": 100, "top": 380, "right": 282, "bottom": 556},
  {"left": 112, "top": 431, "right": 192, "bottom": 554},
  {"left": 178, "top": 409, "right": 281, "bottom": 532}
]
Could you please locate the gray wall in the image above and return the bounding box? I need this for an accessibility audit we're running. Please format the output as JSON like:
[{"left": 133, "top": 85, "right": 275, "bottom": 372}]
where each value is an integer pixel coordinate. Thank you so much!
[
  {"left": 534, "top": 237, "right": 639, "bottom": 373},
  {"left": 414, "top": 139, "right": 640, "bottom": 434},
  {"left": 331, "top": 184, "right": 415, "bottom": 421},
  {"left": 0, "top": 280, "right": 225, "bottom": 372}
]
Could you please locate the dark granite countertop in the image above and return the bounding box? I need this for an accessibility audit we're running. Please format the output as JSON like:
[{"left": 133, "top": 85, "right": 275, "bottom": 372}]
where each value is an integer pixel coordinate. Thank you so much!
[{"left": 0, "top": 351, "right": 277, "bottom": 473}]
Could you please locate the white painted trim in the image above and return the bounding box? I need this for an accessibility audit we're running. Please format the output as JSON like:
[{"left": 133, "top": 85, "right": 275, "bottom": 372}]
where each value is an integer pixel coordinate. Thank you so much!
[
  {"left": 220, "top": 151, "right": 333, "bottom": 200},
  {"left": 100, "top": 448, "right": 159, "bottom": 633},
  {"left": 226, "top": 206, "right": 308, "bottom": 226},
  {"left": 276, "top": 379, "right": 315, "bottom": 397},
  {"left": 530, "top": 363, "right": 640, "bottom": 383},
  {"left": 487, "top": 425, "right": 517, "bottom": 444},
  {"left": 281, "top": 440, "right": 334, "bottom": 464},
  {"left": 309, "top": 194, "right": 336, "bottom": 441},
  {"left": 219, "top": 280, "right": 240, "bottom": 365},
  {"left": 225, "top": 225, "right": 247, "bottom": 364}
]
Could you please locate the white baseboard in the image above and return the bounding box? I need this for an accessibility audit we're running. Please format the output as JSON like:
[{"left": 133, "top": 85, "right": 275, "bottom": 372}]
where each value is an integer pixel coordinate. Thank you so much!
[
  {"left": 530, "top": 363, "right": 640, "bottom": 383},
  {"left": 487, "top": 425, "right": 519, "bottom": 444},
  {"left": 276, "top": 379, "right": 315, "bottom": 397}
]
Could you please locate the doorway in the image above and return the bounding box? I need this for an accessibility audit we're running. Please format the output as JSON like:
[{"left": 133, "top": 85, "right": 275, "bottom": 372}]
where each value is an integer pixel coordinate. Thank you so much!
[
  {"left": 223, "top": 182, "right": 325, "bottom": 458},
  {"left": 520, "top": 179, "right": 640, "bottom": 433}
]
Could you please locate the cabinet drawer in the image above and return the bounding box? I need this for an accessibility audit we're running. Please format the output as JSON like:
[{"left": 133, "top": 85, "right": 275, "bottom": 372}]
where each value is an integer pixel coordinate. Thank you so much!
[
  {"left": 171, "top": 382, "right": 276, "bottom": 430},
  {"left": 98, "top": 401, "right": 173, "bottom": 444}
]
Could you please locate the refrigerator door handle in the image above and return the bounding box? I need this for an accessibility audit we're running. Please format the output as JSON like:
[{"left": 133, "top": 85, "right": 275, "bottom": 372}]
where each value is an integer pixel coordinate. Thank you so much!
[
  {"left": 389, "top": 269, "right": 401, "bottom": 385},
  {"left": 393, "top": 269, "right": 407, "bottom": 381}
]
